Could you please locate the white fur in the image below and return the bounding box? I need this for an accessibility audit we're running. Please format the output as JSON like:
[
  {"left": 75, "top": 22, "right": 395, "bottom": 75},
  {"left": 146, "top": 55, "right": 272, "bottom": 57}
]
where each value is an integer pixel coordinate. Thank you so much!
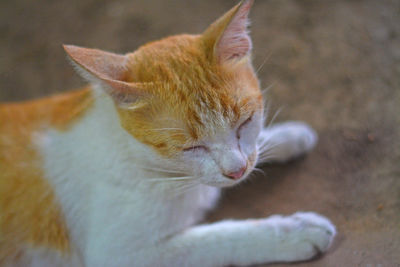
[
  {"left": 29, "top": 88, "right": 335, "bottom": 267},
  {"left": 2, "top": 246, "right": 82, "bottom": 267},
  {"left": 257, "top": 121, "right": 318, "bottom": 163}
]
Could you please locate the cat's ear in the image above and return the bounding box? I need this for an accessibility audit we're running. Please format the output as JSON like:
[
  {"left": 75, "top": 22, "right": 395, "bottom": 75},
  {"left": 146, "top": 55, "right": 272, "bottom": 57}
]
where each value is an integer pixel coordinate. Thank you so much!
[
  {"left": 63, "top": 45, "right": 144, "bottom": 105},
  {"left": 203, "top": 0, "right": 253, "bottom": 64}
]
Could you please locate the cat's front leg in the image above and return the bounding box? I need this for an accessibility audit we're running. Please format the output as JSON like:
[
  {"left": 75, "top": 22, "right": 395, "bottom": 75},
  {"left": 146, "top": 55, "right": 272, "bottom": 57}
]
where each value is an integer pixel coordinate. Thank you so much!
[
  {"left": 257, "top": 121, "right": 318, "bottom": 163},
  {"left": 161, "top": 212, "right": 335, "bottom": 267}
]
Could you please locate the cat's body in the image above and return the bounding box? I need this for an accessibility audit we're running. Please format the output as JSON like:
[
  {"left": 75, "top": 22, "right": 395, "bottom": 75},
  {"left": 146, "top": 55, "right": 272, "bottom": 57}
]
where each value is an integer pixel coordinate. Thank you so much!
[{"left": 0, "top": 1, "right": 335, "bottom": 266}]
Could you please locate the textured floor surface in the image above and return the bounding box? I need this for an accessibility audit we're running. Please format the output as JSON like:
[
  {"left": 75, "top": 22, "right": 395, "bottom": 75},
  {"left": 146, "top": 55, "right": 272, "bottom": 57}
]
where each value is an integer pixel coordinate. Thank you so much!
[{"left": 1, "top": 0, "right": 399, "bottom": 266}]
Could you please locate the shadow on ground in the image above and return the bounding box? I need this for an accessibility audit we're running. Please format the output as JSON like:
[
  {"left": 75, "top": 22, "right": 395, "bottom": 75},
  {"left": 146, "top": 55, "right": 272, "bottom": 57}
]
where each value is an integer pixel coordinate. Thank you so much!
[{"left": 1, "top": 0, "right": 399, "bottom": 266}]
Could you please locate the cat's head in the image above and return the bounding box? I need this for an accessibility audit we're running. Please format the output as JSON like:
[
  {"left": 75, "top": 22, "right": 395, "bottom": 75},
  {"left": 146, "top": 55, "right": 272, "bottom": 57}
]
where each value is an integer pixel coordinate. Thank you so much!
[{"left": 64, "top": 0, "right": 263, "bottom": 187}]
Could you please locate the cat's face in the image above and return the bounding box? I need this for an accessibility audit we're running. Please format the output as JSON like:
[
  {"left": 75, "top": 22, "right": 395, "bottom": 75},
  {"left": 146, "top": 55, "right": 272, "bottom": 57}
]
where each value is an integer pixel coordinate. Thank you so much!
[
  {"left": 118, "top": 35, "right": 263, "bottom": 187},
  {"left": 64, "top": 0, "right": 261, "bottom": 187}
]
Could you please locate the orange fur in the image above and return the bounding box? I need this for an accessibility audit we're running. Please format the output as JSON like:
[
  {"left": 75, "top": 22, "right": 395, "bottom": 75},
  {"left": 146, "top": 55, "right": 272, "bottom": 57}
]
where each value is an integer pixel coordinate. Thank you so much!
[
  {"left": 1, "top": 0, "right": 262, "bottom": 262},
  {"left": 119, "top": 34, "right": 262, "bottom": 156},
  {"left": 63, "top": 0, "right": 261, "bottom": 157},
  {"left": 0, "top": 87, "right": 93, "bottom": 261}
]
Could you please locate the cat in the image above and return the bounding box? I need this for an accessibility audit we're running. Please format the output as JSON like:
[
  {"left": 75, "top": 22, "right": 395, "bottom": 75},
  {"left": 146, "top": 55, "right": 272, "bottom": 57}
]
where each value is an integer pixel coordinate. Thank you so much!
[{"left": 0, "top": 0, "right": 336, "bottom": 266}]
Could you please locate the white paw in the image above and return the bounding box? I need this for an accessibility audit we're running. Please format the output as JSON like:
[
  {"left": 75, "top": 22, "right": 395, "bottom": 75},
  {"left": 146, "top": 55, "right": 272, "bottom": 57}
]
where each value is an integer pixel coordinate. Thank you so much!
[
  {"left": 291, "top": 212, "right": 336, "bottom": 252},
  {"left": 270, "top": 212, "right": 336, "bottom": 262},
  {"left": 269, "top": 121, "right": 318, "bottom": 156},
  {"left": 258, "top": 121, "right": 318, "bottom": 163}
]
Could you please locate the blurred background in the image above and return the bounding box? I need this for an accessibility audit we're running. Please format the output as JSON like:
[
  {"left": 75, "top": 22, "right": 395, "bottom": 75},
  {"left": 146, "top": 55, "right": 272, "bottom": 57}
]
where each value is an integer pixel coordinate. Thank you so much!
[{"left": 1, "top": 0, "right": 399, "bottom": 265}]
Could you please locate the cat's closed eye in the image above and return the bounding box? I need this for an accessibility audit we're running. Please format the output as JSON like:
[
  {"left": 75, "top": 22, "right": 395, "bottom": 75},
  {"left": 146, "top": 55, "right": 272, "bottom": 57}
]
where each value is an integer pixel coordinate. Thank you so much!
[
  {"left": 183, "top": 145, "right": 207, "bottom": 152},
  {"left": 237, "top": 115, "right": 253, "bottom": 139}
]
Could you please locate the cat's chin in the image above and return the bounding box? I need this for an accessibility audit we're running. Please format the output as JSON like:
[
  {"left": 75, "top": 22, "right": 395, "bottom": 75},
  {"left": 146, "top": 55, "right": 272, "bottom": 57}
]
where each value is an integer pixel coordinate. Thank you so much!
[{"left": 200, "top": 175, "right": 248, "bottom": 188}]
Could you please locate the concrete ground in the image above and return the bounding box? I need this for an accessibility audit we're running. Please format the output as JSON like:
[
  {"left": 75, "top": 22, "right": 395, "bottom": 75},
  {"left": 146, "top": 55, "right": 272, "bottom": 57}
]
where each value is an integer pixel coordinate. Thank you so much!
[{"left": 1, "top": 0, "right": 399, "bottom": 266}]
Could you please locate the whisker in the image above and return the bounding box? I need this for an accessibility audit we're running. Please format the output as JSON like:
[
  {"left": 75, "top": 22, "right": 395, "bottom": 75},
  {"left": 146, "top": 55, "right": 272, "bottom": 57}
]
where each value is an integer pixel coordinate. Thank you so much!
[
  {"left": 259, "top": 142, "right": 283, "bottom": 154},
  {"left": 263, "top": 100, "right": 270, "bottom": 126},
  {"left": 258, "top": 139, "right": 285, "bottom": 153},
  {"left": 266, "top": 106, "right": 284, "bottom": 130},
  {"left": 261, "top": 83, "right": 275, "bottom": 118},
  {"left": 257, "top": 152, "right": 283, "bottom": 163},
  {"left": 252, "top": 167, "right": 265, "bottom": 176},
  {"left": 140, "top": 166, "right": 186, "bottom": 175},
  {"left": 147, "top": 176, "right": 196, "bottom": 182},
  {"left": 256, "top": 52, "right": 272, "bottom": 74},
  {"left": 261, "top": 83, "right": 275, "bottom": 96},
  {"left": 256, "top": 139, "right": 289, "bottom": 164},
  {"left": 258, "top": 144, "right": 284, "bottom": 156},
  {"left": 170, "top": 180, "right": 202, "bottom": 197}
]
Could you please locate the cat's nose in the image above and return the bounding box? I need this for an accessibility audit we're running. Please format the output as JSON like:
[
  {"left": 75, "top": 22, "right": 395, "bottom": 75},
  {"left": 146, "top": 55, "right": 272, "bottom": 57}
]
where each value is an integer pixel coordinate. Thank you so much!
[{"left": 224, "top": 165, "right": 247, "bottom": 180}]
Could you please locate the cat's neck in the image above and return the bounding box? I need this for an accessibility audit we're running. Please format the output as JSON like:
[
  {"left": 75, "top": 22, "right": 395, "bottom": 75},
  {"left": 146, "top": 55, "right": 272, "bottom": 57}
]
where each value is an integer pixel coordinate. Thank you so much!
[
  {"left": 41, "top": 83, "right": 219, "bottom": 200},
  {"left": 39, "top": 84, "right": 220, "bottom": 254},
  {"left": 68, "top": 85, "right": 158, "bottom": 181}
]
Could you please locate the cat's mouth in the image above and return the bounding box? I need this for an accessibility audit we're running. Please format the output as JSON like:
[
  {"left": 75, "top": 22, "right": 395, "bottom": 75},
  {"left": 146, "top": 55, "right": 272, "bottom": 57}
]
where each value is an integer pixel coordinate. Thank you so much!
[
  {"left": 222, "top": 163, "right": 247, "bottom": 180},
  {"left": 214, "top": 152, "right": 257, "bottom": 186},
  {"left": 205, "top": 164, "right": 255, "bottom": 188}
]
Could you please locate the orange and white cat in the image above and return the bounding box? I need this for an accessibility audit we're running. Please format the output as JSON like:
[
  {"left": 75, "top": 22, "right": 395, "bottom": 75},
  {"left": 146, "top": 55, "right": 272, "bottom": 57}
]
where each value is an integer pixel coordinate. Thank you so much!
[{"left": 0, "top": 1, "right": 335, "bottom": 266}]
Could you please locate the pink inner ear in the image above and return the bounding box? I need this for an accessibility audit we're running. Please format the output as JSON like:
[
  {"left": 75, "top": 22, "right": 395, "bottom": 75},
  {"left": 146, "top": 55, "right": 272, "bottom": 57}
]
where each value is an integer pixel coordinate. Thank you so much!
[
  {"left": 64, "top": 45, "right": 127, "bottom": 81},
  {"left": 217, "top": 1, "right": 253, "bottom": 62},
  {"left": 64, "top": 45, "right": 145, "bottom": 105}
]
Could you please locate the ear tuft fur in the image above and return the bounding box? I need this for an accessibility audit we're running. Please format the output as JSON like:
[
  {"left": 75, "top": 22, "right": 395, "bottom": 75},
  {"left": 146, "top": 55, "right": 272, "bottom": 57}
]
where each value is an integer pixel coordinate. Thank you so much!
[
  {"left": 203, "top": 0, "right": 253, "bottom": 63},
  {"left": 63, "top": 44, "right": 144, "bottom": 106}
]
